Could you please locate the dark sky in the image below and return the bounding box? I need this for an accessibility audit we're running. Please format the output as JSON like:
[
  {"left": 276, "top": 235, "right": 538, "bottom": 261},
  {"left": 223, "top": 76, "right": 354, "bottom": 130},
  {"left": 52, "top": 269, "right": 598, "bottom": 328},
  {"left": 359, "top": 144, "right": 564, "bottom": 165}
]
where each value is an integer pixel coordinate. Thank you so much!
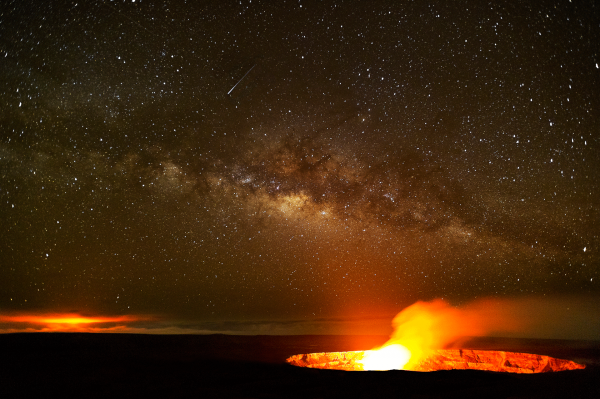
[{"left": 1, "top": 0, "right": 599, "bottom": 336}]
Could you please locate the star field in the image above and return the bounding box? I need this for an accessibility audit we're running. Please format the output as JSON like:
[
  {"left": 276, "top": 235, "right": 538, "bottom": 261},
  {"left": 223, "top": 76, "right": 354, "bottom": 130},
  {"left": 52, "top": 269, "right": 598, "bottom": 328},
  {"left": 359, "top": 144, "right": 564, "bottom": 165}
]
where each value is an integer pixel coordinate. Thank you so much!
[{"left": 0, "top": 0, "right": 598, "bottom": 334}]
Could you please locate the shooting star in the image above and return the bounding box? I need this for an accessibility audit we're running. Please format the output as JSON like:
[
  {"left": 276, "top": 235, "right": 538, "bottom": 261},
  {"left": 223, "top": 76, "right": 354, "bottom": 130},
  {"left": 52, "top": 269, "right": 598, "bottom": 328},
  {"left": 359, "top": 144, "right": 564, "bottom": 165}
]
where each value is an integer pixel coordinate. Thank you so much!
[{"left": 227, "top": 64, "right": 256, "bottom": 95}]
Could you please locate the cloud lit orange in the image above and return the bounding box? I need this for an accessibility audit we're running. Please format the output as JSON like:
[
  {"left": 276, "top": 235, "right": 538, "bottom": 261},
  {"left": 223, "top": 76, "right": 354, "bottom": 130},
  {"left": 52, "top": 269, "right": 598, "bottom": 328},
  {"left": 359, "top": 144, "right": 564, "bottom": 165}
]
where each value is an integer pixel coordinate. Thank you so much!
[{"left": 0, "top": 313, "right": 143, "bottom": 333}]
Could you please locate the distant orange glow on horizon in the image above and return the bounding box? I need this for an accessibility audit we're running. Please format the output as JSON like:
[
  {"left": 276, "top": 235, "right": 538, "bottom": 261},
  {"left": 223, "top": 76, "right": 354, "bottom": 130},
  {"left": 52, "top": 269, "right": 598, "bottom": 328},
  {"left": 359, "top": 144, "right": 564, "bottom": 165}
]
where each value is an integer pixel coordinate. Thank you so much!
[{"left": 0, "top": 313, "right": 145, "bottom": 333}]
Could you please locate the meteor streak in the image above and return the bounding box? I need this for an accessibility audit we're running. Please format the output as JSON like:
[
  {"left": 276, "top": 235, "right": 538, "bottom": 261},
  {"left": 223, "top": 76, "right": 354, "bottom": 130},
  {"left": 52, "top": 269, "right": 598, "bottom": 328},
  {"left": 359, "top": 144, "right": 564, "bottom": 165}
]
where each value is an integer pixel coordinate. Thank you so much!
[{"left": 227, "top": 64, "right": 256, "bottom": 95}]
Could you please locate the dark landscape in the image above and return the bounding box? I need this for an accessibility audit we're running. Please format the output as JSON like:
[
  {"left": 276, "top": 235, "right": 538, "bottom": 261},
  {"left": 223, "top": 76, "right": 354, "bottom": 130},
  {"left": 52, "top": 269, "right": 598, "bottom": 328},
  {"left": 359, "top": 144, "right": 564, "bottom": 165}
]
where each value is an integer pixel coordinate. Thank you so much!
[{"left": 1, "top": 333, "right": 599, "bottom": 398}]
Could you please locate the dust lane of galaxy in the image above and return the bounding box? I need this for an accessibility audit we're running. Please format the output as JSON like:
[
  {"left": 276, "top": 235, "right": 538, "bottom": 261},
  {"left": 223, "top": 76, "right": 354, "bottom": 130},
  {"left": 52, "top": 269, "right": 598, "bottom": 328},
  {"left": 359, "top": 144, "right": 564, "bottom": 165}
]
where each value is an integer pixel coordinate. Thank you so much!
[{"left": 0, "top": 1, "right": 598, "bottom": 336}]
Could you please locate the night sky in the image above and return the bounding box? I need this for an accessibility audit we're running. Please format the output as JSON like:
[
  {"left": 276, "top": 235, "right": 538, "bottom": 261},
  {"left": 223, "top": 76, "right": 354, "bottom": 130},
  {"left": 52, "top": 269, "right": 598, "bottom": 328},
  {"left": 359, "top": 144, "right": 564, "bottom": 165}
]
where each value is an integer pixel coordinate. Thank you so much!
[{"left": 1, "top": 0, "right": 599, "bottom": 337}]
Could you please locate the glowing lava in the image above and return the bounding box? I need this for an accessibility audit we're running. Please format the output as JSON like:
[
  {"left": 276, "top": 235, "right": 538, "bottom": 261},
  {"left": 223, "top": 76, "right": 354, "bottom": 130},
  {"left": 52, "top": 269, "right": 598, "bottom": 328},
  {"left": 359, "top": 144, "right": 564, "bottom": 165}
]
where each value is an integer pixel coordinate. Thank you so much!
[
  {"left": 359, "top": 344, "right": 411, "bottom": 371},
  {"left": 287, "top": 299, "right": 587, "bottom": 373},
  {"left": 286, "top": 349, "right": 586, "bottom": 373}
]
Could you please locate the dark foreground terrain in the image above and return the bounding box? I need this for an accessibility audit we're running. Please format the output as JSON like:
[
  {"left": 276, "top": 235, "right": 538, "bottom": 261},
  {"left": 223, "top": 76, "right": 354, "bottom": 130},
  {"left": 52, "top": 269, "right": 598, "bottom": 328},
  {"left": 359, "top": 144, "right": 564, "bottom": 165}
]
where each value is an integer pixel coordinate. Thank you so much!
[{"left": 1, "top": 333, "right": 598, "bottom": 398}]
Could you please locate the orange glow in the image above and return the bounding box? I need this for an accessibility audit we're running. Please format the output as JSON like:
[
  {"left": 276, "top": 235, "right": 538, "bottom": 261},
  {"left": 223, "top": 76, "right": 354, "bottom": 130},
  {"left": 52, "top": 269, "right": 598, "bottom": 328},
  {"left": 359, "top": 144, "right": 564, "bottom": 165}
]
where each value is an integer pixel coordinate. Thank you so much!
[
  {"left": 358, "top": 344, "right": 411, "bottom": 370},
  {"left": 288, "top": 298, "right": 587, "bottom": 372},
  {"left": 287, "top": 349, "right": 586, "bottom": 373},
  {"left": 357, "top": 299, "right": 526, "bottom": 370},
  {"left": 0, "top": 313, "right": 141, "bottom": 332}
]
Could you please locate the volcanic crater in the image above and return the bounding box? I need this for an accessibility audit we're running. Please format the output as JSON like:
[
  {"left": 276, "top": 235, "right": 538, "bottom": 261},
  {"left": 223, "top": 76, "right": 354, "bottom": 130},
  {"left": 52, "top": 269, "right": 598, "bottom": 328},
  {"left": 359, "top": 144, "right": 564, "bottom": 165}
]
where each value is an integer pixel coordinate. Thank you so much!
[{"left": 286, "top": 349, "right": 586, "bottom": 373}]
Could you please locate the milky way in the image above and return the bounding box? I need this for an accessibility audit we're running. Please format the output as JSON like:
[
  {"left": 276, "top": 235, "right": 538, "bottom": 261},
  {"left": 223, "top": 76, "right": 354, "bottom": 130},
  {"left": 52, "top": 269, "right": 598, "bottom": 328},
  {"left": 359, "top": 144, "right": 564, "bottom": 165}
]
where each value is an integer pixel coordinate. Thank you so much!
[{"left": 0, "top": 1, "right": 598, "bottom": 335}]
